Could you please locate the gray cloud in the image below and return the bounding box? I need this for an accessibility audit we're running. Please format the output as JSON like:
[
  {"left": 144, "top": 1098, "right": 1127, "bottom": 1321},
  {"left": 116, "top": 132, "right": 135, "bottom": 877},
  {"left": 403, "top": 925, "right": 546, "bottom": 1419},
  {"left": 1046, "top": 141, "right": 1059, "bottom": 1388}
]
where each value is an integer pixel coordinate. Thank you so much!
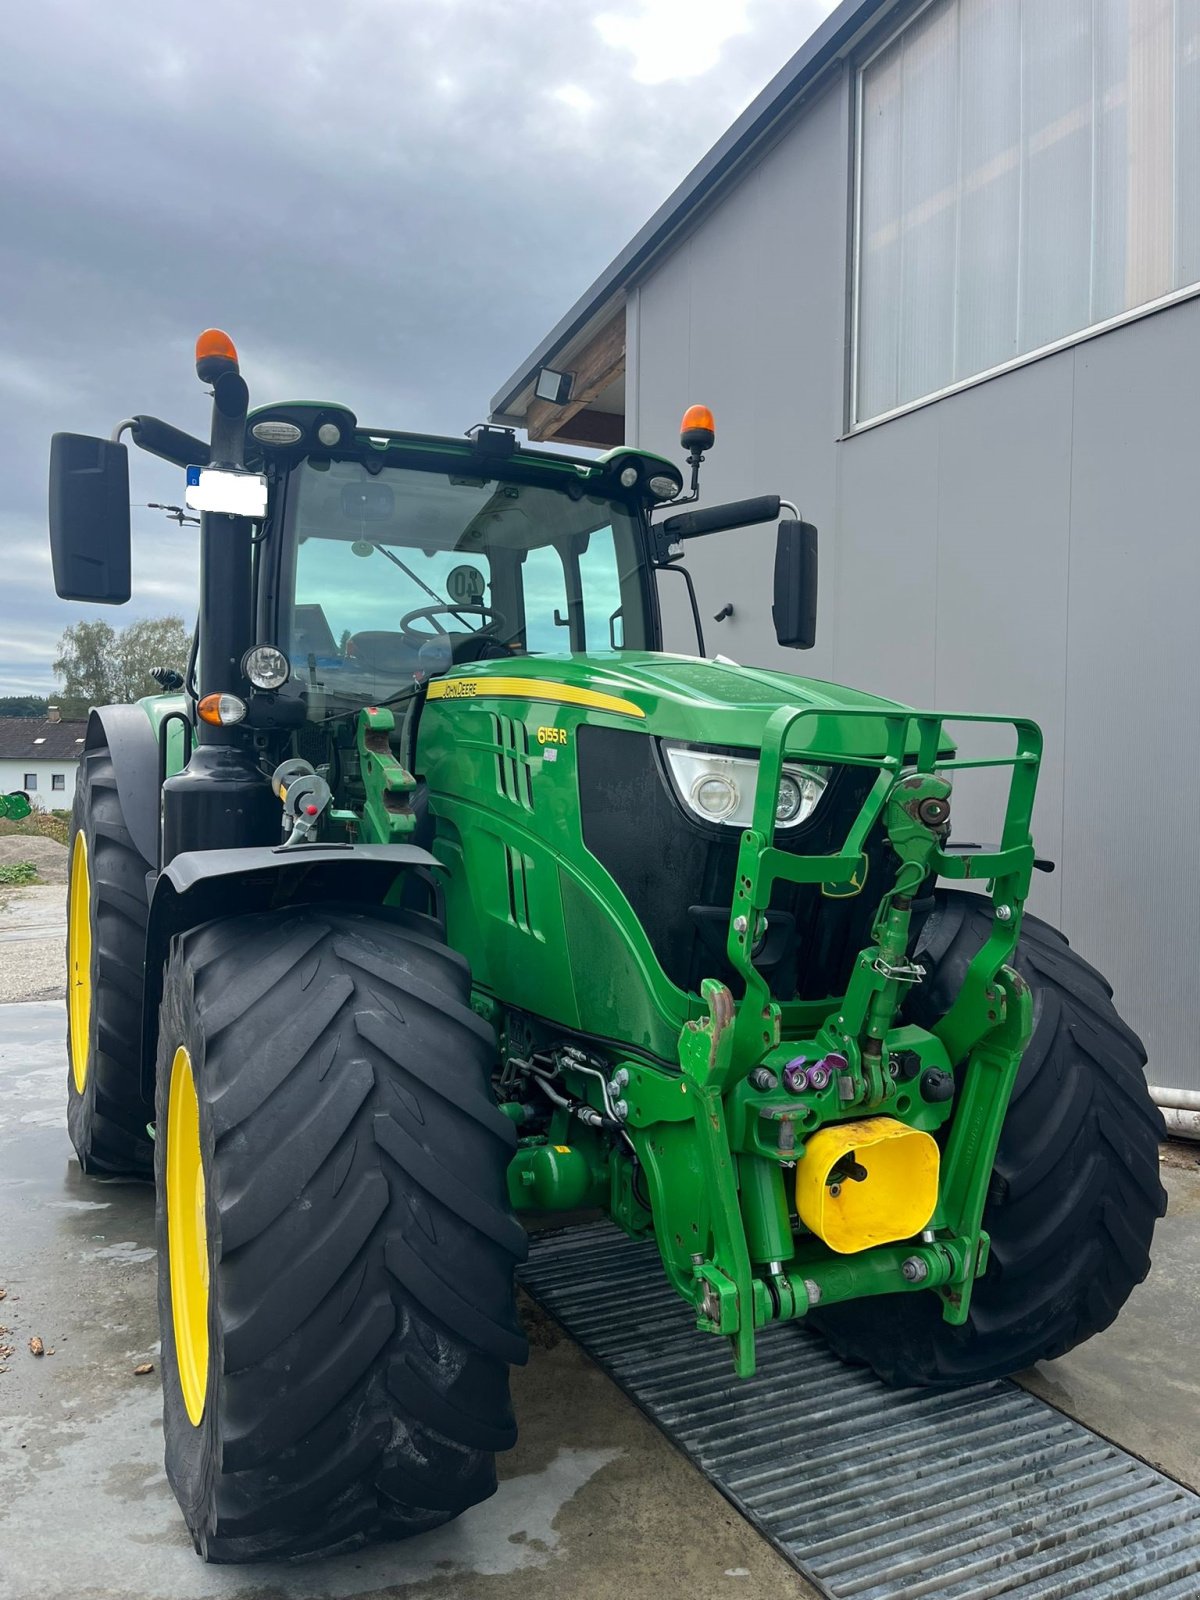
[{"left": 0, "top": 0, "right": 834, "bottom": 692}]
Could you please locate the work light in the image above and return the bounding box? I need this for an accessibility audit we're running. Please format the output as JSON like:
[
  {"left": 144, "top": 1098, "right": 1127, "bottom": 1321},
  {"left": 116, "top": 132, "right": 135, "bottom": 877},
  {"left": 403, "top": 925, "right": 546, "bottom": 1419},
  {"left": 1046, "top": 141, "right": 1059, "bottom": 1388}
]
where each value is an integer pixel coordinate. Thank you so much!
[{"left": 242, "top": 646, "right": 290, "bottom": 691}]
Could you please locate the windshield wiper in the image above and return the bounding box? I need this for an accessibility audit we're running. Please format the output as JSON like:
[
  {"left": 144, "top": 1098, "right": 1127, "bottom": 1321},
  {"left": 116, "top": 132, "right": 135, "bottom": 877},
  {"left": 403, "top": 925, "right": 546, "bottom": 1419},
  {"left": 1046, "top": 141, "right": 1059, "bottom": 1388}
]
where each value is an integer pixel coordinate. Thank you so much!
[{"left": 370, "top": 542, "right": 475, "bottom": 629}]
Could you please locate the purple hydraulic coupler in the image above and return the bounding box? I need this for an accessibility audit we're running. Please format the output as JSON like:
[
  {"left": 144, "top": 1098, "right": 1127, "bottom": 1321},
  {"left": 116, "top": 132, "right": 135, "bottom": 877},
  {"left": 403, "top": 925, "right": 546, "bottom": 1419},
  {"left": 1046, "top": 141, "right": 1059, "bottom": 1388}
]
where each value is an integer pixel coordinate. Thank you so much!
[{"left": 782, "top": 1058, "right": 809, "bottom": 1095}]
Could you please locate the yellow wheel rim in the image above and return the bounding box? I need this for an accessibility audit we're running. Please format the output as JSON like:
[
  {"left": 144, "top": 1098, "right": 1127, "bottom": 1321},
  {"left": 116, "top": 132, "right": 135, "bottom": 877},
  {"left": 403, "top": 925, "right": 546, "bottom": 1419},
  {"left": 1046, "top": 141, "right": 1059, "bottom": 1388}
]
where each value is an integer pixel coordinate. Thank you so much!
[
  {"left": 166, "top": 1046, "right": 210, "bottom": 1426},
  {"left": 67, "top": 831, "right": 93, "bottom": 1095}
]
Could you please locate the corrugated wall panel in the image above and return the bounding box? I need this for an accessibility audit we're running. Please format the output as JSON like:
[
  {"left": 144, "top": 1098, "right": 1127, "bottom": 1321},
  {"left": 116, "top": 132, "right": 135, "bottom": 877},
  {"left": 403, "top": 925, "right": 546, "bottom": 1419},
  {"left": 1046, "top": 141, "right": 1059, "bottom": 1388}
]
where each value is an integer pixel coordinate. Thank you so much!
[
  {"left": 633, "top": 75, "right": 848, "bottom": 686},
  {"left": 830, "top": 406, "right": 940, "bottom": 707},
  {"left": 1062, "top": 300, "right": 1200, "bottom": 1091},
  {"left": 928, "top": 357, "right": 1077, "bottom": 926}
]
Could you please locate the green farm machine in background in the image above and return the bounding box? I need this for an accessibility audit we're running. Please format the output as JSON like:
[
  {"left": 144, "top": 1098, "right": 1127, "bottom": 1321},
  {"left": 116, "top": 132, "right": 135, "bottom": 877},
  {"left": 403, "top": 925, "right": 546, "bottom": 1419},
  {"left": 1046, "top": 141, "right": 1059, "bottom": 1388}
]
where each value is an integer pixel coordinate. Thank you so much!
[{"left": 49, "top": 332, "right": 1165, "bottom": 1563}]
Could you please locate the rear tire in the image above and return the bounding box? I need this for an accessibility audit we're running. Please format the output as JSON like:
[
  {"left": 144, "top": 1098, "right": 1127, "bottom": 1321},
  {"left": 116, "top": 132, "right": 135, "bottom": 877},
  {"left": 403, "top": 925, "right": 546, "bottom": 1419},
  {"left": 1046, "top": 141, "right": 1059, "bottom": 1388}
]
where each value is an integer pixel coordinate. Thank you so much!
[
  {"left": 155, "top": 905, "right": 527, "bottom": 1563},
  {"left": 811, "top": 890, "right": 1166, "bottom": 1386},
  {"left": 66, "top": 745, "right": 154, "bottom": 1177}
]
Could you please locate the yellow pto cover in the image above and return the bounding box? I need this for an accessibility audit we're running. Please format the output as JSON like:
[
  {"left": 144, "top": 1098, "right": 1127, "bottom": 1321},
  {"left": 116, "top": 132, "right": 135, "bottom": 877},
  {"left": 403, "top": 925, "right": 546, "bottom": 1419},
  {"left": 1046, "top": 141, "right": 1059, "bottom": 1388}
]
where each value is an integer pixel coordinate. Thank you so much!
[{"left": 796, "top": 1116, "right": 939, "bottom": 1254}]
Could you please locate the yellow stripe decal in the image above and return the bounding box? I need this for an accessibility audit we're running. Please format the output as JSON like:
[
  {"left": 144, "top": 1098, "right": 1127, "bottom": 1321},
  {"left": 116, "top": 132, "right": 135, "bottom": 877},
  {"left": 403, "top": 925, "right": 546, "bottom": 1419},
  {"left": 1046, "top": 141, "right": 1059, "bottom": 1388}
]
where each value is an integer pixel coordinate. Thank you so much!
[{"left": 426, "top": 676, "right": 645, "bottom": 719}]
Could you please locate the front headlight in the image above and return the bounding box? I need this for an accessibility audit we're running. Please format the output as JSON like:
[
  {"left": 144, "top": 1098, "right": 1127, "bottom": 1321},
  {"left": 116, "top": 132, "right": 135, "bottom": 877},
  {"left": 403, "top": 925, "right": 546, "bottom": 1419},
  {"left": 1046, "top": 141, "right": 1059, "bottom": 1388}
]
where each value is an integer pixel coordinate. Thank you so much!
[{"left": 664, "top": 744, "right": 830, "bottom": 830}]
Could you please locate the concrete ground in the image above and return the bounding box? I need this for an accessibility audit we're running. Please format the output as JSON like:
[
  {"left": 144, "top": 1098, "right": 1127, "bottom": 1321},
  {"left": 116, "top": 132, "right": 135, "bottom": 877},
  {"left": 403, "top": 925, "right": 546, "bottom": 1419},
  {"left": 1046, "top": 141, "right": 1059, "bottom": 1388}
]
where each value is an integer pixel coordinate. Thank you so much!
[
  {"left": 1022, "top": 1137, "right": 1200, "bottom": 1494},
  {"left": 2, "top": 886, "right": 1198, "bottom": 1600}
]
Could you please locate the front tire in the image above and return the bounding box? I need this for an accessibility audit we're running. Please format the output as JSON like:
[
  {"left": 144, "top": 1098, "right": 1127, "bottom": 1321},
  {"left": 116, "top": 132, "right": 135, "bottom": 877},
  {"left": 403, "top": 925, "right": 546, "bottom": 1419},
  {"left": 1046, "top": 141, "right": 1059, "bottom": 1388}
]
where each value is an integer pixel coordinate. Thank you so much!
[
  {"left": 811, "top": 890, "right": 1166, "bottom": 1386},
  {"left": 155, "top": 905, "right": 527, "bottom": 1563},
  {"left": 66, "top": 745, "right": 154, "bottom": 1176}
]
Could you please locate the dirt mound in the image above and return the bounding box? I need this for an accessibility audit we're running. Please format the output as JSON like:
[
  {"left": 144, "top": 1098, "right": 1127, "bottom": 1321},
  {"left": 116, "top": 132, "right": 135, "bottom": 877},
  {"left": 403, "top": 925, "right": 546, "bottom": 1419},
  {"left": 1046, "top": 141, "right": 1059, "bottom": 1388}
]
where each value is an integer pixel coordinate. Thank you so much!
[{"left": 0, "top": 835, "right": 68, "bottom": 884}]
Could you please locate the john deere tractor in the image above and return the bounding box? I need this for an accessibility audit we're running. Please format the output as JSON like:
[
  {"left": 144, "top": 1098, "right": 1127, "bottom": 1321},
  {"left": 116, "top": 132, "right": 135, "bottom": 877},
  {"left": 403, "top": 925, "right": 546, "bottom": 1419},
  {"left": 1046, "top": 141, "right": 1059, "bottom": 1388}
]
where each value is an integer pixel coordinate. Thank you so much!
[{"left": 49, "top": 332, "right": 1165, "bottom": 1563}]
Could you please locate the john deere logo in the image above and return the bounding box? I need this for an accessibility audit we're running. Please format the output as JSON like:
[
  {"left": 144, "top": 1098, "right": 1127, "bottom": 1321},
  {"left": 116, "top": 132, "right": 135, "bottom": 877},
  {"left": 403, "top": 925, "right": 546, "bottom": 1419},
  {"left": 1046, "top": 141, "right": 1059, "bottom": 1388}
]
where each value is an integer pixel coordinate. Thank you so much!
[{"left": 823, "top": 860, "right": 868, "bottom": 899}]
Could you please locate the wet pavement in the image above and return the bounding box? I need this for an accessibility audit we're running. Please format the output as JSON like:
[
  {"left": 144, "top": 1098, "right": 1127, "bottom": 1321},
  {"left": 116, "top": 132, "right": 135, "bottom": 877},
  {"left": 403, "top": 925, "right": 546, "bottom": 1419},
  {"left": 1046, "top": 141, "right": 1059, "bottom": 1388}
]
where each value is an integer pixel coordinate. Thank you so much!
[{"left": 2, "top": 984, "right": 1197, "bottom": 1599}]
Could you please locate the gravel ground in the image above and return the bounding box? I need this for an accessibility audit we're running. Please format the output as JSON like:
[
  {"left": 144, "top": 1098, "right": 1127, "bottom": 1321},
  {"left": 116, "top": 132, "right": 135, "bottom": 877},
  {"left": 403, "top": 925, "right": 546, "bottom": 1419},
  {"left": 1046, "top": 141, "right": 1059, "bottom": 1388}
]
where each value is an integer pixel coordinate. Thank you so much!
[
  {"left": 0, "top": 883, "right": 66, "bottom": 1003},
  {"left": 0, "top": 836, "right": 68, "bottom": 884}
]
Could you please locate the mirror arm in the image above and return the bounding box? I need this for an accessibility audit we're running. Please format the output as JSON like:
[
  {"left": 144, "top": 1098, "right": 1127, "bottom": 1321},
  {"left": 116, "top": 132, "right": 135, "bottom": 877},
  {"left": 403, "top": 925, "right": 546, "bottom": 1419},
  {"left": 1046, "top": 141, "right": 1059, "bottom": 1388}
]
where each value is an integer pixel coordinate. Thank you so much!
[
  {"left": 658, "top": 495, "right": 782, "bottom": 546},
  {"left": 651, "top": 524, "right": 678, "bottom": 564},
  {"left": 655, "top": 556, "right": 707, "bottom": 658}
]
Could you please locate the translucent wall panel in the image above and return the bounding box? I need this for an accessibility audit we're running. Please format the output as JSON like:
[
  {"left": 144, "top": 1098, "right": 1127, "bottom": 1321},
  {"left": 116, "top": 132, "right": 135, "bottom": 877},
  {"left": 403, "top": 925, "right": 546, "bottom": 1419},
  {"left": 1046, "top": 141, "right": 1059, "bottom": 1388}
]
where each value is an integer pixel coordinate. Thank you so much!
[{"left": 854, "top": 0, "right": 1200, "bottom": 424}]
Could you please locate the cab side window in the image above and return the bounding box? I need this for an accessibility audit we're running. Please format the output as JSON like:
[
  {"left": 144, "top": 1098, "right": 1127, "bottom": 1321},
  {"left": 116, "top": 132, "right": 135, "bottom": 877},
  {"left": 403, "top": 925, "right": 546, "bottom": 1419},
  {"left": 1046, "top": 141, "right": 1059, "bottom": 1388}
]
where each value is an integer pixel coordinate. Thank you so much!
[
  {"left": 521, "top": 546, "right": 570, "bottom": 653},
  {"left": 577, "top": 526, "right": 623, "bottom": 650}
]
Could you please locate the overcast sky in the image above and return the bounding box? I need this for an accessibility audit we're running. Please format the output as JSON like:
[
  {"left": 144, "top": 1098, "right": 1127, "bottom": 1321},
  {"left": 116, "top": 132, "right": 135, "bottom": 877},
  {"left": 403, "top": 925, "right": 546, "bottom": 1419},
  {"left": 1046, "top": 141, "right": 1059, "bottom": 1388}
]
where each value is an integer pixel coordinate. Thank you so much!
[{"left": 1, "top": 0, "right": 836, "bottom": 695}]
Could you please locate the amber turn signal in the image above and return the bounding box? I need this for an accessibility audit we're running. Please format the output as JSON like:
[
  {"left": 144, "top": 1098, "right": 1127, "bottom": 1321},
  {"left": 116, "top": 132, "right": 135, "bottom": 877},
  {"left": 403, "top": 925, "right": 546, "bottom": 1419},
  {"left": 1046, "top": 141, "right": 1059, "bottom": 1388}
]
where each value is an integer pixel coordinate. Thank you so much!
[
  {"left": 680, "top": 404, "right": 716, "bottom": 453},
  {"left": 197, "top": 693, "right": 247, "bottom": 726}
]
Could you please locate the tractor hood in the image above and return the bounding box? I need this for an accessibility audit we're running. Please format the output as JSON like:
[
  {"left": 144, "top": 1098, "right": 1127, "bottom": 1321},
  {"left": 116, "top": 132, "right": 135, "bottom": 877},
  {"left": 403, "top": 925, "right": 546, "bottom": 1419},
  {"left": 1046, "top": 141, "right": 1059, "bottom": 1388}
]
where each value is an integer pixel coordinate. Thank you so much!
[{"left": 428, "top": 653, "right": 920, "bottom": 761}]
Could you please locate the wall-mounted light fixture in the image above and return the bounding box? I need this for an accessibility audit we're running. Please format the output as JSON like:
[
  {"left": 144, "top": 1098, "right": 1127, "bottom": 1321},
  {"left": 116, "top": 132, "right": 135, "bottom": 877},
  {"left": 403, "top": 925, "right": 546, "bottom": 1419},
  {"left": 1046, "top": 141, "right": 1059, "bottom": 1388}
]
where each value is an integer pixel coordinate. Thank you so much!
[{"left": 534, "top": 367, "right": 574, "bottom": 406}]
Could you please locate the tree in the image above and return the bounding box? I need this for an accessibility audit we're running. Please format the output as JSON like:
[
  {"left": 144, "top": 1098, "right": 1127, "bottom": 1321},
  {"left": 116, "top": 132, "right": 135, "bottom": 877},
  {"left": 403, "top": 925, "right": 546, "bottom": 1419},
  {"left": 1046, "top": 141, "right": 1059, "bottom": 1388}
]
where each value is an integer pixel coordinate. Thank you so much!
[
  {"left": 108, "top": 616, "right": 192, "bottom": 701},
  {"left": 53, "top": 615, "right": 191, "bottom": 717},
  {"left": 0, "top": 695, "right": 48, "bottom": 718}
]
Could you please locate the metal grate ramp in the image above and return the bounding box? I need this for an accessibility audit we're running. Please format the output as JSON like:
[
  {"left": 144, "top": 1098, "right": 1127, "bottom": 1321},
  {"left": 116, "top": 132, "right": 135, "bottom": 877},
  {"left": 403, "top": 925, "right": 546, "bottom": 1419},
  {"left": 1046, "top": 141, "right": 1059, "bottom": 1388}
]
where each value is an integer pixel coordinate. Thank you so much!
[{"left": 520, "top": 1222, "right": 1200, "bottom": 1599}]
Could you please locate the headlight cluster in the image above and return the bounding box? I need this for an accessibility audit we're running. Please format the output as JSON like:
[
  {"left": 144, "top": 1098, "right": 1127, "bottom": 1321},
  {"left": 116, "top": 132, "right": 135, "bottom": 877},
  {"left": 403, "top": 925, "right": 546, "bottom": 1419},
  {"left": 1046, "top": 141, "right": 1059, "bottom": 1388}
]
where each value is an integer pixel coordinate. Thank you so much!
[
  {"left": 241, "top": 645, "right": 290, "bottom": 690},
  {"left": 663, "top": 744, "right": 830, "bottom": 830}
]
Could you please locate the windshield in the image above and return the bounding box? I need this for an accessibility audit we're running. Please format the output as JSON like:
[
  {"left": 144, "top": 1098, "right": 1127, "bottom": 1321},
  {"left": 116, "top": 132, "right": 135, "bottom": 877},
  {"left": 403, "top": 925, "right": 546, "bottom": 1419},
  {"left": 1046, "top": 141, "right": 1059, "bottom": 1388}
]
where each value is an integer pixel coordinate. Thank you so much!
[{"left": 281, "top": 457, "right": 653, "bottom": 706}]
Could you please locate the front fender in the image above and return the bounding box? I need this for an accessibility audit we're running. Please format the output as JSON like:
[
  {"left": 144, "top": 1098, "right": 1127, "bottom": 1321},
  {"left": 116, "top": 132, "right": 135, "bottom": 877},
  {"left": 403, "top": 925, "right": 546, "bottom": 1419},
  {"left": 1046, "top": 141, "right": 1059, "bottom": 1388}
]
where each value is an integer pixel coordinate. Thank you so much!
[
  {"left": 85, "top": 704, "right": 161, "bottom": 868},
  {"left": 141, "top": 843, "right": 441, "bottom": 1097}
]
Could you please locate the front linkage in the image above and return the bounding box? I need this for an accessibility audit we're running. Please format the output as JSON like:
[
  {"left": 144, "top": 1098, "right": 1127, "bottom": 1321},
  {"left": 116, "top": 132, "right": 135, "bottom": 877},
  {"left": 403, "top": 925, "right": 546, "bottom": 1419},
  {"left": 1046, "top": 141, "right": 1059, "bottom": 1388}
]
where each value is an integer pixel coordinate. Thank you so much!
[
  {"left": 512, "top": 707, "right": 1041, "bottom": 1377},
  {"left": 662, "top": 706, "right": 1042, "bottom": 1374}
]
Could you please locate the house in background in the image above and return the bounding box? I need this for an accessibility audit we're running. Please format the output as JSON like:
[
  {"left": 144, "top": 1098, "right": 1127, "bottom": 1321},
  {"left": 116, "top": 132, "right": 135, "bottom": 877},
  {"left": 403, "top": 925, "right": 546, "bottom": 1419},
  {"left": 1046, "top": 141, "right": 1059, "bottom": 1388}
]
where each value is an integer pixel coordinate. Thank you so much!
[
  {"left": 490, "top": 0, "right": 1200, "bottom": 1091},
  {"left": 0, "top": 710, "right": 86, "bottom": 808}
]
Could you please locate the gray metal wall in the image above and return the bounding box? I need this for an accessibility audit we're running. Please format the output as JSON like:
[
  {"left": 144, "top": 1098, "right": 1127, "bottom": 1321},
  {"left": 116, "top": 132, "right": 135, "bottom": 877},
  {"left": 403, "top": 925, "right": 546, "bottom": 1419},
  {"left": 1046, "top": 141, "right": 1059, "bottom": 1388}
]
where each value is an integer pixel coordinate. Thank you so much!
[{"left": 629, "top": 66, "right": 1200, "bottom": 1092}]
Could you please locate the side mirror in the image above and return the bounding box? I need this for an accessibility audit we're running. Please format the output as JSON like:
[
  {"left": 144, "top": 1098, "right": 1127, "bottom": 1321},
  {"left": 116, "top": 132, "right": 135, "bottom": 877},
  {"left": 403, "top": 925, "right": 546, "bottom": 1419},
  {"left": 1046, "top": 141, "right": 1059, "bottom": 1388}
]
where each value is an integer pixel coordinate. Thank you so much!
[
  {"left": 48, "top": 433, "right": 131, "bottom": 604},
  {"left": 773, "top": 519, "right": 817, "bottom": 649}
]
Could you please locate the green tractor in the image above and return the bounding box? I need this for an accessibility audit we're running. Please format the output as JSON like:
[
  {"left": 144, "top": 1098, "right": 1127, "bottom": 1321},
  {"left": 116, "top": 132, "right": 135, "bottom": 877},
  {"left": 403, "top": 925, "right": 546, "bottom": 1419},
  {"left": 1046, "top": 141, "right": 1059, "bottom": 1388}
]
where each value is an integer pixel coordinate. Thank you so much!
[{"left": 49, "top": 331, "right": 1164, "bottom": 1563}]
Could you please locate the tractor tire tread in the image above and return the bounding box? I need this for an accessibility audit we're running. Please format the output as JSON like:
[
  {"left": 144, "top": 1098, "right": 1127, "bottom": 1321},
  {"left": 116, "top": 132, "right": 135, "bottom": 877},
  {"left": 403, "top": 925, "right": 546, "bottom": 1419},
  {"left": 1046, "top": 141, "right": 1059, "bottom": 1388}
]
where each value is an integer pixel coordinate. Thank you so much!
[
  {"left": 156, "top": 906, "right": 525, "bottom": 1564},
  {"left": 66, "top": 746, "right": 154, "bottom": 1176}
]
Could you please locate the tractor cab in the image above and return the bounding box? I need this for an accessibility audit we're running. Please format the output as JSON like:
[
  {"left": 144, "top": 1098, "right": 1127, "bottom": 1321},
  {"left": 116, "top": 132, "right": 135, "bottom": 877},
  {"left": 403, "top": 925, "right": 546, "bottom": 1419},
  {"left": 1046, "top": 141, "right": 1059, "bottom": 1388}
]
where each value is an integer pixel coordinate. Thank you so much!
[
  {"left": 267, "top": 422, "right": 662, "bottom": 716},
  {"left": 49, "top": 350, "right": 817, "bottom": 746}
]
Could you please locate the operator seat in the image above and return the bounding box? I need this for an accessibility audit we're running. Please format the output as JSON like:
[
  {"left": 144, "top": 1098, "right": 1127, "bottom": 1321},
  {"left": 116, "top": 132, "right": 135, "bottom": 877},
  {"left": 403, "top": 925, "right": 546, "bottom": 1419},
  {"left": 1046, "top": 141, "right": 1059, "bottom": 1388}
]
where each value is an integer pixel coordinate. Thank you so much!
[
  {"left": 346, "top": 629, "right": 510, "bottom": 672},
  {"left": 448, "top": 633, "right": 510, "bottom": 663},
  {"left": 344, "top": 632, "right": 423, "bottom": 675}
]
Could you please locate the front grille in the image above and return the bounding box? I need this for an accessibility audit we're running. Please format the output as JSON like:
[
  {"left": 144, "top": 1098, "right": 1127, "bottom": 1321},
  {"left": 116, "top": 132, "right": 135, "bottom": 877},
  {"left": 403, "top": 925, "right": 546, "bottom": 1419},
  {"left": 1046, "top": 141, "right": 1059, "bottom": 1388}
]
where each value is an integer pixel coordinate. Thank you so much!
[{"left": 577, "top": 725, "right": 892, "bottom": 1000}]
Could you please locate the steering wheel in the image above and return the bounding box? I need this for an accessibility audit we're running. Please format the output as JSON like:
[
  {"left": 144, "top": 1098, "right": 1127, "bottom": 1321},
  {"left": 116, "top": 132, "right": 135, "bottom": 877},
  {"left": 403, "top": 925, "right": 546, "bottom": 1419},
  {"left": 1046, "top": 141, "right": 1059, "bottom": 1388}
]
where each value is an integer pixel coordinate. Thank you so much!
[{"left": 398, "top": 603, "right": 505, "bottom": 641}]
